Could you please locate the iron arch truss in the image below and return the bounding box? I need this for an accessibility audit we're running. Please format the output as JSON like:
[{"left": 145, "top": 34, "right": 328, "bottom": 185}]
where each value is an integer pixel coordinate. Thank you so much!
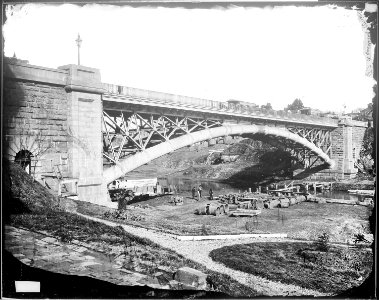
[{"left": 103, "top": 122, "right": 335, "bottom": 184}]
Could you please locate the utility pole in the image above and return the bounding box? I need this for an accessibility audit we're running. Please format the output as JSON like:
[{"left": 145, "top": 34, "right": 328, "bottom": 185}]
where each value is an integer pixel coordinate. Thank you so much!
[{"left": 75, "top": 33, "right": 82, "bottom": 65}]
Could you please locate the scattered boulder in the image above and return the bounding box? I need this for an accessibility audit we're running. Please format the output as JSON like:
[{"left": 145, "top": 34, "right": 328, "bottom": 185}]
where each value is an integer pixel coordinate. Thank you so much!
[{"left": 174, "top": 267, "right": 207, "bottom": 290}]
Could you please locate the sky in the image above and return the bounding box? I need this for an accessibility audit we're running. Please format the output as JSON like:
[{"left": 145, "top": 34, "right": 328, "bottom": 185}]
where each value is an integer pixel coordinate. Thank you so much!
[{"left": 3, "top": 3, "right": 376, "bottom": 112}]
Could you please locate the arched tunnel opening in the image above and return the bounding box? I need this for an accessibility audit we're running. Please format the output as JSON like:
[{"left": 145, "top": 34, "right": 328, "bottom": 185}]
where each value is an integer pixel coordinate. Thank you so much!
[{"left": 14, "top": 149, "right": 33, "bottom": 175}]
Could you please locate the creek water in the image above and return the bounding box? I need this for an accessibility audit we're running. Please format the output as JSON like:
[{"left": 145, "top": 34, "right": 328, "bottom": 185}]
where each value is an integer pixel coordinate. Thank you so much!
[{"left": 161, "top": 175, "right": 368, "bottom": 201}]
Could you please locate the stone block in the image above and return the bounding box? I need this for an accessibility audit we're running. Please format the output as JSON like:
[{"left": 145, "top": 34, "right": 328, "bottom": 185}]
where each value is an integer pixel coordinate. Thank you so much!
[
  {"left": 173, "top": 267, "right": 207, "bottom": 290},
  {"left": 51, "top": 115, "right": 67, "bottom": 121}
]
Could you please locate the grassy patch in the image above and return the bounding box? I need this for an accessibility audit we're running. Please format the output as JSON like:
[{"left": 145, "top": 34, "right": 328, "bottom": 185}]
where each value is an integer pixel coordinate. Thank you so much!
[
  {"left": 209, "top": 242, "right": 373, "bottom": 294},
  {"left": 9, "top": 211, "right": 154, "bottom": 246},
  {"left": 4, "top": 162, "right": 259, "bottom": 297},
  {"left": 9, "top": 211, "right": 259, "bottom": 297}
]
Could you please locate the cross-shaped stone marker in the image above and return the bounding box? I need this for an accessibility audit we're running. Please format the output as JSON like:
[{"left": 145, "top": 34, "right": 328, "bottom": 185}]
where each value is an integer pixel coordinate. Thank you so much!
[{"left": 75, "top": 33, "right": 82, "bottom": 65}]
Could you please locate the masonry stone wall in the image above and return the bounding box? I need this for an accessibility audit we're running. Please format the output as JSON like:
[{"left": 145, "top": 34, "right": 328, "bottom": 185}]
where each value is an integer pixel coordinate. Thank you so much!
[
  {"left": 3, "top": 60, "right": 70, "bottom": 181},
  {"left": 352, "top": 126, "right": 368, "bottom": 160},
  {"left": 3, "top": 58, "right": 108, "bottom": 204},
  {"left": 330, "top": 125, "right": 344, "bottom": 175}
]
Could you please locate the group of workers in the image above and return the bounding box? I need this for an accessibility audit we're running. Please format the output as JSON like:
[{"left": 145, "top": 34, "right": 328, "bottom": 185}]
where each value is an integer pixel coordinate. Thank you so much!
[{"left": 191, "top": 185, "right": 213, "bottom": 201}]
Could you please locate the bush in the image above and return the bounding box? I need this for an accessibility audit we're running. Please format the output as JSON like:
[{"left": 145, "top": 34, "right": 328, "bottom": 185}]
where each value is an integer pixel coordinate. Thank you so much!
[
  {"left": 108, "top": 189, "right": 134, "bottom": 209},
  {"left": 103, "top": 210, "right": 145, "bottom": 221},
  {"left": 245, "top": 221, "right": 255, "bottom": 232},
  {"left": 353, "top": 233, "right": 370, "bottom": 247},
  {"left": 314, "top": 232, "right": 330, "bottom": 252},
  {"left": 55, "top": 229, "right": 74, "bottom": 243},
  {"left": 201, "top": 224, "right": 208, "bottom": 235}
]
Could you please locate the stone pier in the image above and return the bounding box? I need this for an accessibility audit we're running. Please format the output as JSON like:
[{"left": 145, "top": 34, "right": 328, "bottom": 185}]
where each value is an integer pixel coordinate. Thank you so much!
[
  {"left": 58, "top": 64, "right": 108, "bottom": 204},
  {"left": 331, "top": 118, "right": 368, "bottom": 179}
]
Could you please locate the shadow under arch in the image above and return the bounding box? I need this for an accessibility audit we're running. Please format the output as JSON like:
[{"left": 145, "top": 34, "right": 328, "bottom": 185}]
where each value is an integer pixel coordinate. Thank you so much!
[
  {"left": 103, "top": 124, "right": 335, "bottom": 184},
  {"left": 292, "top": 163, "right": 331, "bottom": 180}
]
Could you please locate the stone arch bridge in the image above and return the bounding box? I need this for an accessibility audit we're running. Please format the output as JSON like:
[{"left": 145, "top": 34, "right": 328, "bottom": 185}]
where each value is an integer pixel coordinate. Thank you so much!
[{"left": 3, "top": 59, "right": 368, "bottom": 205}]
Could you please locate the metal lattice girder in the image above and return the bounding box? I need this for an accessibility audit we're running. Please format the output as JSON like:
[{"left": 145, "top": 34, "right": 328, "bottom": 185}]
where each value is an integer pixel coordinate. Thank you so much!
[
  {"left": 287, "top": 127, "right": 332, "bottom": 156},
  {"left": 102, "top": 110, "right": 222, "bottom": 163},
  {"left": 242, "top": 133, "right": 326, "bottom": 169}
]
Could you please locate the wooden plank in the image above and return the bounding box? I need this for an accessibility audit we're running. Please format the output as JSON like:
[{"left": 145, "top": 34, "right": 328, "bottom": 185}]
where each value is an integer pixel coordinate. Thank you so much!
[
  {"left": 284, "top": 181, "right": 294, "bottom": 188},
  {"left": 269, "top": 186, "right": 297, "bottom": 192},
  {"left": 348, "top": 190, "right": 374, "bottom": 196},
  {"left": 230, "top": 209, "right": 261, "bottom": 217}
]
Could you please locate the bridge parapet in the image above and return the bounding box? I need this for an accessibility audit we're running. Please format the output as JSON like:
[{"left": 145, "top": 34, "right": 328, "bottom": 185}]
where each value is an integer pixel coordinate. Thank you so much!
[{"left": 103, "top": 83, "right": 338, "bottom": 128}]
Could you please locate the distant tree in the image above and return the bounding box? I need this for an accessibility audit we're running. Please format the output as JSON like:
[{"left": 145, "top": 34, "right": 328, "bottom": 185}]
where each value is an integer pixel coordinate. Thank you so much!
[
  {"left": 261, "top": 103, "right": 273, "bottom": 111},
  {"left": 358, "top": 127, "right": 374, "bottom": 174},
  {"left": 286, "top": 98, "right": 304, "bottom": 112},
  {"left": 372, "top": 85, "right": 376, "bottom": 176},
  {"left": 357, "top": 103, "right": 373, "bottom": 121}
]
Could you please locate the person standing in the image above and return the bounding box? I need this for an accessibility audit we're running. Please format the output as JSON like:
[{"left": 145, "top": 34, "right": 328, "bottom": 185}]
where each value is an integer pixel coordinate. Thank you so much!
[
  {"left": 198, "top": 185, "right": 202, "bottom": 199},
  {"left": 192, "top": 187, "right": 196, "bottom": 199},
  {"left": 209, "top": 188, "right": 214, "bottom": 200}
]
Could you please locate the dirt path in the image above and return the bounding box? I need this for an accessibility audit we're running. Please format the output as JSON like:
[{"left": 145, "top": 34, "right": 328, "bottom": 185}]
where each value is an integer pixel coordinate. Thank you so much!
[{"left": 75, "top": 212, "right": 329, "bottom": 297}]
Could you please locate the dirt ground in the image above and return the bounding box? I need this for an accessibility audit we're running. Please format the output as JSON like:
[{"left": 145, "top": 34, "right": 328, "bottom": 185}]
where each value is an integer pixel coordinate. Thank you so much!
[{"left": 75, "top": 190, "right": 373, "bottom": 244}]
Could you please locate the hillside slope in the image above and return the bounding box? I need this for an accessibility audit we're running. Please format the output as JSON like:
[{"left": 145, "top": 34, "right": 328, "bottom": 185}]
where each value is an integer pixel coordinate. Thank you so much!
[{"left": 126, "top": 139, "right": 294, "bottom": 185}]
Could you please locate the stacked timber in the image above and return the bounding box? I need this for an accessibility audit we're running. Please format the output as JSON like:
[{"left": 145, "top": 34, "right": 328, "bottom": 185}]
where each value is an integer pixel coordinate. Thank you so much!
[
  {"left": 217, "top": 192, "right": 310, "bottom": 210},
  {"left": 263, "top": 194, "right": 307, "bottom": 209},
  {"left": 194, "top": 202, "right": 229, "bottom": 216}
]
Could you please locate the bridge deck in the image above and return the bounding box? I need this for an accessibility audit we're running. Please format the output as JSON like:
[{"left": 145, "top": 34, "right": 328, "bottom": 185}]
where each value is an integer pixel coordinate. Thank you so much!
[{"left": 102, "top": 83, "right": 339, "bottom": 128}]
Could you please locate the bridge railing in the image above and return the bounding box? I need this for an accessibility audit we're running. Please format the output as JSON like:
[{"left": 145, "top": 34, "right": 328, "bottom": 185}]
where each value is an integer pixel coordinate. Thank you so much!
[{"left": 103, "top": 83, "right": 338, "bottom": 126}]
